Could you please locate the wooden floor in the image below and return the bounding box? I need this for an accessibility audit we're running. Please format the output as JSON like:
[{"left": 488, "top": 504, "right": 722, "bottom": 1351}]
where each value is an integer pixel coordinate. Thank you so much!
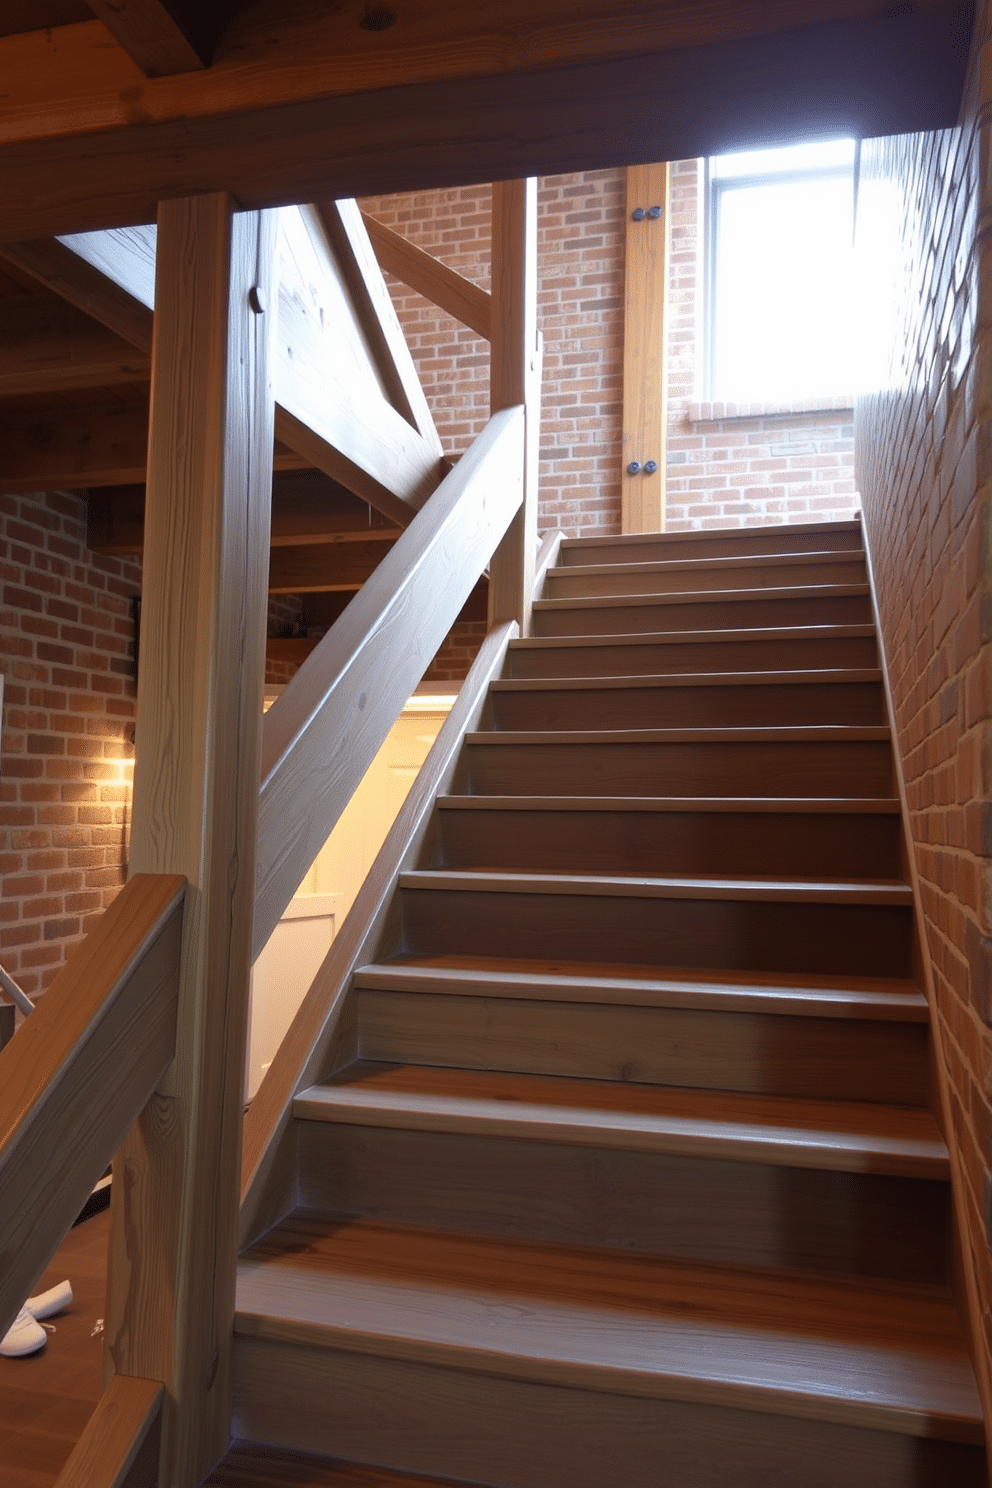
[{"left": 0, "top": 1209, "right": 108, "bottom": 1488}]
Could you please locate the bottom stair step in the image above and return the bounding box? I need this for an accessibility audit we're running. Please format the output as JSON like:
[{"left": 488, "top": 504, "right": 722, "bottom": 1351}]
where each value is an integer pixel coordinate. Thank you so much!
[{"left": 234, "top": 1216, "right": 984, "bottom": 1488}]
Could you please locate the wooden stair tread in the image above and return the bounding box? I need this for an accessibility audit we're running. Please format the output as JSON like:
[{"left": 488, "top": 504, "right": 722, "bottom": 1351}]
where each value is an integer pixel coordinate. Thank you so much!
[
  {"left": 490, "top": 668, "right": 883, "bottom": 691},
  {"left": 437, "top": 794, "right": 902, "bottom": 815},
  {"left": 208, "top": 1443, "right": 465, "bottom": 1487},
  {"left": 465, "top": 725, "right": 891, "bottom": 745},
  {"left": 558, "top": 518, "right": 862, "bottom": 557},
  {"left": 399, "top": 868, "right": 913, "bottom": 906},
  {"left": 236, "top": 1215, "right": 979, "bottom": 1441},
  {"left": 294, "top": 1062, "right": 946, "bottom": 1177},
  {"left": 533, "top": 582, "right": 870, "bottom": 612},
  {"left": 549, "top": 550, "right": 863, "bottom": 580},
  {"left": 352, "top": 958, "right": 929, "bottom": 1020},
  {"left": 510, "top": 624, "right": 878, "bottom": 650}
]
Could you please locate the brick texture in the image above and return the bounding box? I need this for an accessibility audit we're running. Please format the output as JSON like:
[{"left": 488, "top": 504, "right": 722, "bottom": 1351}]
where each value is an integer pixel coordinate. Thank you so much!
[
  {"left": 0, "top": 491, "right": 139, "bottom": 996},
  {"left": 856, "top": 5, "right": 992, "bottom": 1397}
]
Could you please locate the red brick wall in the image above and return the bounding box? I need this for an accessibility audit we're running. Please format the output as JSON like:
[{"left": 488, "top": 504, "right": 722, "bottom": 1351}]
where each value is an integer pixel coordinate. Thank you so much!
[
  {"left": 856, "top": 8, "right": 992, "bottom": 1399},
  {"left": 0, "top": 490, "right": 139, "bottom": 997},
  {"left": 363, "top": 160, "right": 858, "bottom": 539}
]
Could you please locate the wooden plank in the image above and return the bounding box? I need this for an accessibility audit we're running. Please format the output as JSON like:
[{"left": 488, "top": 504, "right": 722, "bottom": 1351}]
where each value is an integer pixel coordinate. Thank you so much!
[
  {"left": 267, "top": 537, "right": 398, "bottom": 594},
  {"left": 361, "top": 211, "right": 493, "bottom": 340},
  {"left": 0, "top": 406, "right": 150, "bottom": 494},
  {"left": 253, "top": 405, "right": 523, "bottom": 961},
  {"left": 0, "top": 237, "right": 154, "bottom": 350},
  {"left": 55, "top": 1374, "right": 164, "bottom": 1488},
  {"left": 240, "top": 621, "right": 516, "bottom": 1251},
  {"left": 103, "top": 195, "right": 277, "bottom": 1488},
  {"left": 0, "top": 2, "right": 969, "bottom": 160},
  {"left": 488, "top": 180, "right": 539, "bottom": 635},
  {"left": 86, "top": 0, "right": 217, "bottom": 76},
  {"left": 0, "top": 872, "right": 184, "bottom": 1344},
  {"left": 273, "top": 207, "right": 445, "bottom": 524},
  {"left": 0, "top": 294, "right": 150, "bottom": 396},
  {"left": 321, "top": 201, "right": 443, "bottom": 451},
  {"left": 622, "top": 162, "right": 670, "bottom": 532}
]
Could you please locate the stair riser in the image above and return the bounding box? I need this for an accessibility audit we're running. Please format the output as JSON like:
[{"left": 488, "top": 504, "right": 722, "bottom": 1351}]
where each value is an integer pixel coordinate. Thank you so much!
[
  {"left": 296, "top": 1123, "right": 948, "bottom": 1283},
  {"left": 532, "top": 592, "right": 872, "bottom": 637},
  {"left": 435, "top": 806, "right": 903, "bottom": 880},
  {"left": 488, "top": 681, "right": 886, "bottom": 731},
  {"left": 545, "top": 558, "right": 867, "bottom": 599},
  {"left": 507, "top": 634, "right": 879, "bottom": 678},
  {"left": 460, "top": 739, "right": 894, "bottom": 800},
  {"left": 353, "top": 991, "right": 927, "bottom": 1103},
  {"left": 558, "top": 526, "right": 864, "bottom": 566},
  {"left": 234, "top": 1337, "right": 980, "bottom": 1488},
  {"left": 397, "top": 888, "right": 914, "bottom": 980}
]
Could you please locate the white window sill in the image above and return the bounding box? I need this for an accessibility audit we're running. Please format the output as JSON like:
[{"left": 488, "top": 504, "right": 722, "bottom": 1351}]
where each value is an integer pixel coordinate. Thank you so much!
[{"left": 685, "top": 395, "right": 855, "bottom": 424}]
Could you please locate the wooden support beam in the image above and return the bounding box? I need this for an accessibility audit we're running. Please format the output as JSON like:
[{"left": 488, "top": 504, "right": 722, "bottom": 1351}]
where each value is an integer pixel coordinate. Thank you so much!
[
  {"left": 86, "top": 0, "right": 219, "bottom": 76},
  {"left": 267, "top": 536, "right": 397, "bottom": 593},
  {"left": 0, "top": 234, "right": 155, "bottom": 351},
  {"left": 0, "top": 407, "right": 150, "bottom": 494},
  {"left": 320, "top": 200, "right": 443, "bottom": 452},
  {"left": 55, "top": 1375, "right": 164, "bottom": 1488},
  {"left": 273, "top": 207, "right": 446, "bottom": 525},
  {"left": 621, "top": 161, "right": 670, "bottom": 533},
  {"left": 87, "top": 471, "right": 398, "bottom": 556},
  {"left": 0, "top": 873, "right": 184, "bottom": 1346},
  {"left": 0, "top": 295, "right": 150, "bottom": 396},
  {"left": 0, "top": 7, "right": 970, "bottom": 239},
  {"left": 104, "top": 195, "right": 277, "bottom": 1488},
  {"left": 488, "top": 179, "right": 540, "bottom": 637},
  {"left": 362, "top": 211, "right": 493, "bottom": 340}
]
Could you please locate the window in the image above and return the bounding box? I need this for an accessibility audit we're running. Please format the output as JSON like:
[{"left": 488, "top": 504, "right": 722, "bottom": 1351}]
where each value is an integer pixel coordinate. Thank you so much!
[{"left": 705, "top": 139, "right": 858, "bottom": 403}]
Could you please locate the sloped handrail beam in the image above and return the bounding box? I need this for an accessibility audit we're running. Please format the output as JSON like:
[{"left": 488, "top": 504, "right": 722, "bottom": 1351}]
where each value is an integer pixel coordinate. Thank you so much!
[
  {"left": 362, "top": 210, "right": 493, "bottom": 341},
  {"left": 253, "top": 403, "right": 525, "bottom": 960},
  {"left": 54, "top": 1374, "right": 165, "bottom": 1488},
  {"left": 0, "top": 872, "right": 185, "bottom": 1342}
]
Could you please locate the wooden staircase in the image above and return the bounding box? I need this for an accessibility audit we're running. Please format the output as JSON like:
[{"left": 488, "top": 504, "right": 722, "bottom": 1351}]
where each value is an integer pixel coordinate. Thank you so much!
[{"left": 230, "top": 518, "right": 986, "bottom": 1487}]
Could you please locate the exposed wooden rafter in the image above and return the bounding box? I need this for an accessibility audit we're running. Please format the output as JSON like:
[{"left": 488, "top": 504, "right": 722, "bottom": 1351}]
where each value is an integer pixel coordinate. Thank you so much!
[
  {"left": 0, "top": 5, "right": 972, "bottom": 240},
  {"left": 362, "top": 211, "right": 493, "bottom": 341},
  {"left": 86, "top": 0, "right": 220, "bottom": 76},
  {"left": 0, "top": 295, "right": 150, "bottom": 396}
]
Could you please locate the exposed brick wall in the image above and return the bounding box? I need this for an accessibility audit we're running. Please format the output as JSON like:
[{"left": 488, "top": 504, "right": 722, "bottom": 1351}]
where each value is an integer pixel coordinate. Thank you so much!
[
  {"left": 363, "top": 159, "right": 857, "bottom": 538},
  {"left": 423, "top": 619, "right": 489, "bottom": 684},
  {"left": 361, "top": 171, "right": 626, "bottom": 539},
  {"left": 855, "top": 8, "right": 992, "bottom": 1401},
  {"left": 0, "top": 490, "right": 139, "bottom": 997}
]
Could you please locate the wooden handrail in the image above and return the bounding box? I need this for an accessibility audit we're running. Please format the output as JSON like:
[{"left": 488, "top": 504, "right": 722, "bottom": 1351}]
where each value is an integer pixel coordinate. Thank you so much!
[
  {"left": 241, "top": 619, "right": 518, "bottom": 1247},
  {"left": 54, "top": 1375, "right": 164, "bottom": 1488},
  {"left": 362, "top": 210, "right": 493, "bottom": 341},
  {"left": 0, "top": 872, "right": 184, "bottom": 1341},
  {"left": 252, "top": 403, "right": 525, "bottom": 960}
]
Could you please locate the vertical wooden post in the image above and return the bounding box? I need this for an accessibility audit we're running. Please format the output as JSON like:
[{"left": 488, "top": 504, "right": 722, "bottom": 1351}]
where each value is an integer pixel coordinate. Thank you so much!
[
  {"left": 103, "top": 194, "right": 276, "bottom": 1488},
  {"left": 622, "top": 161, "right": 670, "bottom": 532},
  {"left": 488, "top": 178, "right": 540, "bottom": 635}
]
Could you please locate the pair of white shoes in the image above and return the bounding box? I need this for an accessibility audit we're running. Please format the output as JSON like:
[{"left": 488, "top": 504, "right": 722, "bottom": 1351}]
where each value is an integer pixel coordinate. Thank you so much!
[{"left": 0, "top": 1281, "right": 73, "bottom": 1358}]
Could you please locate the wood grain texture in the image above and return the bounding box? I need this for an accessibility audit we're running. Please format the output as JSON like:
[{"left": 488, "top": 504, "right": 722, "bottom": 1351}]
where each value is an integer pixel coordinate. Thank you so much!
[
  {"left": 0, "top": 8, "right": 970, "bottom": 240},
  {"left": 103, "top": 196, "right": 276, "bottom": 1488},
  {"left": 235, "top": 1215, "right": 981, "bottom": 1442},
  {"left": 296, "top": 1064, "right": 945, "bottom": 1178},
  {"left": 253, "top": 406, "right": 523, "bottom": 960},
  {"left": 488, "top": 180, "right": 540, "bottom": 635},
  {"left": 0, "top": 238, "right": 154, "bottom": 351},
  {"left": 361, "top": 212, "right": 493, "bottom": 340},
  {"left": 266, "top": 537, "right": 397, "bottom": 593},
  {"left": 0, "top": 406, "right": 150, "bottom": 494},
  {"left": 55, "top": 1374, "right": 164, "bottom": 1488},
  {"left": 0, "top": 872, "right": 183, "bottom": 1344},
  {"left": 622, "top": 162, "right": 669, "bottom": 532},
  {"left": 272, "top": 206, "right": 444, "bottom": 522},
  {"left": 240, "top": 622, "right": 516, "bottom": 1250},
  {"left": 546, "top": 550, "right": 868, "bottom": 597},
  {"left": 532, "top": 585, "right": 874, "bottom": 635},
  {"left": 507, "top": 626, "right": 879, "bottom": 678},
  {"left": 322, "top": 201, "right": 443, "bottom": 453},
  {"left": 557, "top": 516, "right": 864, "bottom": 564},
  {"left": 86, "top": 0, "right": 214, "bottom": 76},
  {"left": 0, "top": 294, "right": 150, "bottom": 396}
]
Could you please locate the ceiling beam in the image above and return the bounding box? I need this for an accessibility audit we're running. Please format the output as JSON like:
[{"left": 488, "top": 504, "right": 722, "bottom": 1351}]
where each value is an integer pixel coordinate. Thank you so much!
[
  {"left": 267, "top": 537, "right": 398, "bottom": 594},
  {"left": 87, "top": 471, "right": 400, "bottom": 554},
  {"left": 0, "top": 296, "right": 150, "bottom": 396},
  {"left": 85, "top": 0, "right": 220, "bottom": 77},
  {"left": 0, "top": 5, "right": 973, "bottom": 240},
  {"left": 362, "top": 211, "right": 492, "bottom": 341},
  {"left": 0, "top": 236, "right": 154, "bottom": 351}
]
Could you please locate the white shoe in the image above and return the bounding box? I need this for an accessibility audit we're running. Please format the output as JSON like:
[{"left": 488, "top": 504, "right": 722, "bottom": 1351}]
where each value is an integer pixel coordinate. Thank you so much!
[
  {"left": 0, "top": 1279, "right": 72, "bottom": 1358},
  {"left": 0, "top": 1306, "right": 46, "bottom": 1358}
]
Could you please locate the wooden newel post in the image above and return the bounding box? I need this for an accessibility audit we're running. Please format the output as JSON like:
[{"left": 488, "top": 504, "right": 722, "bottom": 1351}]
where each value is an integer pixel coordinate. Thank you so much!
[
  {"left": 103, "top": 194, "right": 276, "bottom": 1488},
  {"left": 488, "top": 178, "right": 540, "bottom": 635}
]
